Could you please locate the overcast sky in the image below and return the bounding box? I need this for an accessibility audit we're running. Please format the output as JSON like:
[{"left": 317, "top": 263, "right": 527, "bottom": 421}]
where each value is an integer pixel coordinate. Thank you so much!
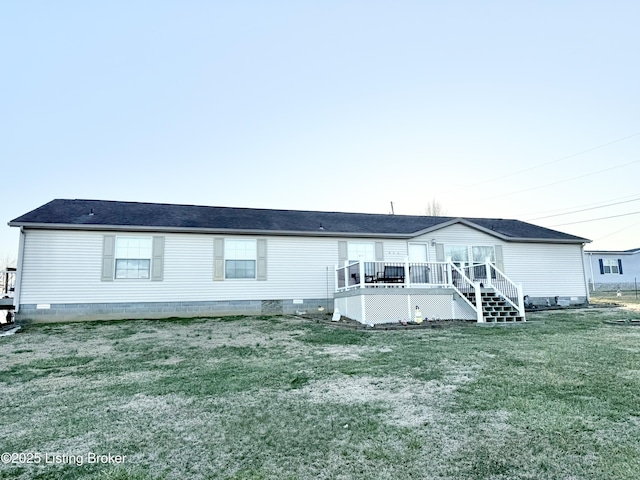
[{"left": 2, "top": 1, "right": 639, "bottom": 263}]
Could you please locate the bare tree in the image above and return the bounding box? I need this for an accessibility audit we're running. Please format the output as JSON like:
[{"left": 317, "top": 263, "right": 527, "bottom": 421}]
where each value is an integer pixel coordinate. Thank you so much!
[
  {"left": 424, "top": 199, "right": 447, "bottom": 217},
  {"left": 1, "top": 252, "right": 17, "bottom": 269},
  {"left": 0, "top": 252, "right": 17, "bottom": 295}
]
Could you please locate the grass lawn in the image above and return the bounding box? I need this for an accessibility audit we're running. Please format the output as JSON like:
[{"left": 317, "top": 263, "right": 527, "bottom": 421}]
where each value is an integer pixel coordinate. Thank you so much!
[{"left": 1, "top": 297, "right": 640, "bottom": 479}]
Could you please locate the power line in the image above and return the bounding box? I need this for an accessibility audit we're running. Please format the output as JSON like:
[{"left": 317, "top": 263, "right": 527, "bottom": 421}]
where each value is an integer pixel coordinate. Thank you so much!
[
  {"left": 594, "top": 218, "right": 640, "bottom": 242},
  {"left": 488, "top": 159, "right": 640, "bottom": 200},
  {"left": 522, "top": 191, "right": 640, "bottom": 218},
  {"left": 528, "top": 197, "right": 640, "bottom": 221},
  {"left": 488, "top": 130, "right": 640, "bottom": 184},
  {"left": 549, "top": 211, "right": 640, "bottom": 227}
]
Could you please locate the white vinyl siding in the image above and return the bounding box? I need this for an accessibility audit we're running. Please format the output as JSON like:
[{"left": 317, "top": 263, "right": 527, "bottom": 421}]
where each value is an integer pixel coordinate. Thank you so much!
[
  {"left": 18, "top": 230, "right": 338, "bottom": 304},
  {"left": 414, "top": 223, "right": 587, "bottom": 298},
  {"left": 17, "top": 223, "right": 588, "bottom": 306},
  {"left": 583, "top": 252, "right": 640, "bottom": 287}
]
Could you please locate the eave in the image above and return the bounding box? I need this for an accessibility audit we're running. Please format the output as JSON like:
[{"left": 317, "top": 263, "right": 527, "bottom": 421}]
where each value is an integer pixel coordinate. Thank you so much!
[{"left": 8, "top": 220, "right": 590, "bottom": 243}]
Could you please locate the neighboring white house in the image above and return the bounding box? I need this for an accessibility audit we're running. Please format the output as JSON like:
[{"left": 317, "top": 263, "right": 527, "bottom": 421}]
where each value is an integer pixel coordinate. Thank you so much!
[
  {"left": 583, "top": 248, "right": 640, "bottom": 292},
  {"left": 8, "top": 199, "right": 591, "bottom": 324}
]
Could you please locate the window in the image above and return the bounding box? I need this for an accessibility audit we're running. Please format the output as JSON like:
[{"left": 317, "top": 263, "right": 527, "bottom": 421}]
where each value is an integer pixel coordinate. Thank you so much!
[
  {"left": 445, "top": 245, "right": 469, "bottom": 265},
  {"left": 472, "top": 246, "right": 495, "bottom": 263},
  {"left": 347, "top": 242, "right": 376, "bottom": 278},
  {"left": 445, "top": 245, "right": 496, "bottom": 265},
  {"left": 115, "top": 237, "right": 152, "bottom": 279},
  {"left": 348, "top": 242, "right": 375, "bottom": 263},
  {"left": 225, "top": 239, "right": 256, "bottom": 279},
  {"left": 601, "top": 258, "right": 622, "bottom": 275}
]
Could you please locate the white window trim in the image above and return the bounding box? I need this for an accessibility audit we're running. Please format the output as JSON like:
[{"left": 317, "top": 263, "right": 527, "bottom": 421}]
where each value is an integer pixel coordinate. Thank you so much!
[
  {"left": 347, "top": 241, "right": 376, "bottom": 263},
  {"left": 114, "top": 236, "right": 153, "bottom": 280},
  {"left": 602, "top": 258, "right": 620, "bottom": 275},
  {"left": 225, "top": 238, "right": 257, "bottom": 280}
]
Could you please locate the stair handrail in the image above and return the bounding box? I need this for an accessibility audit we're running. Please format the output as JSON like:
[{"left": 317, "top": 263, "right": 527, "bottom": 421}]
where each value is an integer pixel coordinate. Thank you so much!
[
  {"left": 449, "top": 262, "right": 484, "bottom": 323},
  {"left": 484, "top": 259, "right": 525, "bottom": 319}
]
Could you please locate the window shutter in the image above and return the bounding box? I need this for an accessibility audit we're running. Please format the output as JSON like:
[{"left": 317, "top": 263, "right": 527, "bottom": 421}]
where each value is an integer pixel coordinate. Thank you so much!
[
  {"left": 598, "top": 259, "right": 604, "bottom": 275},
  {"left": 618, "top": 259, "right": 623, "bottom": 275},
  {"left": 257, "top": 239, "right": 267, "bottom": 281},
  {"left": 101, "top": 235, "right": 115, "bottom": 281},
  {"left": 435, "top": 243, "right": 445, "bottom": 262},
  {"left": 494, "top": 245, "right": 504, "bottom": 272},
  {"left": 375, "top": 242, "right": 384, "bottom": 261},
  {"left": 151, "top": 236, "right": 165, "bottom": 281},
  {"left": 338, "top": 241, "right": 348, "bottom": 265},
  {"left": 214, "top": 238, "right": 225, "bottom": 281}
]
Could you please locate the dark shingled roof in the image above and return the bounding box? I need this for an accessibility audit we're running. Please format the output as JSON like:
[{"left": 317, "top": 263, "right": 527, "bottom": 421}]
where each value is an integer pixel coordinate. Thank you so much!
[{"left": 9, "top": 199, "right": 590, "bottom": 243}]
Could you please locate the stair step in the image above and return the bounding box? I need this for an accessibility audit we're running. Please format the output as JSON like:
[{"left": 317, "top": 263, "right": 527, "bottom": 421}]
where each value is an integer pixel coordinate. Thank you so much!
[{"left": 461, "top": 290, "right": 525, "bottom": 323}]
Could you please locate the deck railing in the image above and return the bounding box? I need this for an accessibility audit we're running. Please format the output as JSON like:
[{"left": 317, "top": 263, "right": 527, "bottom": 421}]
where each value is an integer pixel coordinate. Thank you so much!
[
  {"left": 450, "top": 263, "right": 483, "bottom": 322},
  {"left": 335, "top": 260, "right": 456, "bottom": 291},
  {"left": 485, "top": 262, "right": 525, "bottom": 317},
  {"left": 460, "top": 260, "right": 524, "bottom": 317},
  {"left": 335, "top": 259, "right": 525, "bottom": 323}
]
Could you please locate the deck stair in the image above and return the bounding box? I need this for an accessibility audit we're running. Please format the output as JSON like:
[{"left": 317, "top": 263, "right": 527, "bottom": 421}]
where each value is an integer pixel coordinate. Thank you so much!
[{"left": 463, "top": 289, "right": 524, "bottom": 323}]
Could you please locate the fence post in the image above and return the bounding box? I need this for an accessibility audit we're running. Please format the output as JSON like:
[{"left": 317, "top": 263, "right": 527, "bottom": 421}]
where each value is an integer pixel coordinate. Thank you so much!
[
  {"left": 517, "top": 283, "right": 525, "bottom": 320},
  {"left": 405, "top": 257, "right": 410, "bottom": 287},
  {"left": 359, "top": 261, "right": 365, "bottom": 288},
  {"left": 485, "top": 257, "right": 491, "bottom": 287},
  {"left": 446, "top": 258, "right": 452, "bottom": 286},
  {"left": 344, "top": 260, "right": 350, "bottom": 288},
  {"left": 334, "top": 264, "right": 339, "bottom": 292},
  {"left": 474, "top": 282, "right": 484, "bottom": 323}
]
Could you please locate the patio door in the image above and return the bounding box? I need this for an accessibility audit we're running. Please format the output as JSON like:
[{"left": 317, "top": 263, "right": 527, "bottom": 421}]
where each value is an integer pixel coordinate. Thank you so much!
[{"left": 408, "top": 243, "right": 429, "bottom": 283}]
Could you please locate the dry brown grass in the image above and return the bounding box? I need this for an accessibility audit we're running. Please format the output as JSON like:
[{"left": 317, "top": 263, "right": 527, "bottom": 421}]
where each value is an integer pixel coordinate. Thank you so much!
[{"left": 1, "top": 309, "right": 639, "bottom": 479}]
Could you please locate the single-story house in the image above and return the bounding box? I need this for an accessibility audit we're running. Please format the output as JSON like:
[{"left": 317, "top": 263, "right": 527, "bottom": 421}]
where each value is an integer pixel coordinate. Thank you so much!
[
  {"left": 9, "top": 199, "right": 591, "bottom": 324},
  {"left": 583, "top": 248, "right": 640, "bottom": 292}
]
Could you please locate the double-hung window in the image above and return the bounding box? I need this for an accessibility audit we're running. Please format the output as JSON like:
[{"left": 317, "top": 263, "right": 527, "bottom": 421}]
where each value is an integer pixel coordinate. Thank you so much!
[
  {"left": 115, "top": 237, "right": 153, "bottom": 279},
  {"left": 225, "top": 239, "right": 257, "bottom": 279},
  {"left": 601, "top": 258, "right": 622, "bottom": 275}
]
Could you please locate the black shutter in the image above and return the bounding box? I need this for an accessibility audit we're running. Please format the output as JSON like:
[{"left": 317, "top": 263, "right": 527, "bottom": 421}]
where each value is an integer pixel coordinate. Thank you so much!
[
  {"left": 618, "top": 259, "right": 623, "bottom": 275},
  {"left": 598, "top": 259, "right": 604, "bottom": 275}
]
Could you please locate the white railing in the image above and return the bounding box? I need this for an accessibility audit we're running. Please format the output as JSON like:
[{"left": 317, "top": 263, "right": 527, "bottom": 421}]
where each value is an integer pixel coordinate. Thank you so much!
[
  {"left": 450, "top": 263, "right": 483, "bottom": 323},
  {"left": 459, "top": 259, "right": 525, "bottom": 318},
  {"left": 335, "top": 260, "right": 455, "bottom": 291},
  {"left": 335, "top": 259, "right": 524, "bottom": 323},
  {"left": 484, "top": 261, "right": 525, "bottom": 318}
]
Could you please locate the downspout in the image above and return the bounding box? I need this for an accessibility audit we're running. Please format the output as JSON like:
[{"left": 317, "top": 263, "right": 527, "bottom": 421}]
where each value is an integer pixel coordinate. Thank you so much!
[
  {"left": 581, "top": 244, "right": 591, "bottom": 304},
  {"left": 13, "top": 227, "right": 26, "bottom": 313},
  {"left": 589, "top": 251, "right": 595, "bottom": 295}
]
